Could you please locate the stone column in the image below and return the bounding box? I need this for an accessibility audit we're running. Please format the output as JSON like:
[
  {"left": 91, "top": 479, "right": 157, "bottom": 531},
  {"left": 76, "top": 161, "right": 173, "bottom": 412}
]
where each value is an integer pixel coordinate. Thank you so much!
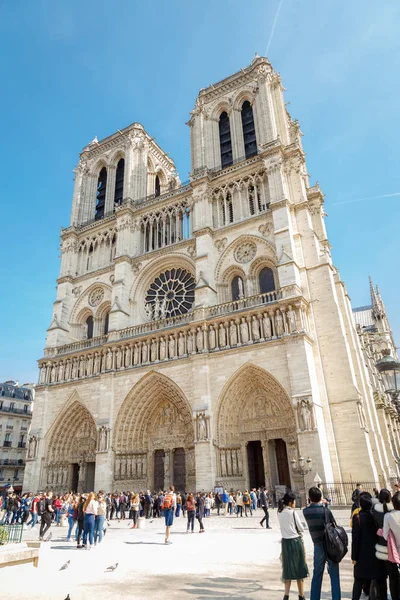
[{"left": 105, "top": 165, "right": 117, "bottom": 215}]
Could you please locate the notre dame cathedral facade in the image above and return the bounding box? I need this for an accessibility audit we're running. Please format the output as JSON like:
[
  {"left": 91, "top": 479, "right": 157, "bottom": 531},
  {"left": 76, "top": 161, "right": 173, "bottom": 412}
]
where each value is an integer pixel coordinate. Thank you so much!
[{"left": 23, "top": 56, "right": 400, "bottom": 496}]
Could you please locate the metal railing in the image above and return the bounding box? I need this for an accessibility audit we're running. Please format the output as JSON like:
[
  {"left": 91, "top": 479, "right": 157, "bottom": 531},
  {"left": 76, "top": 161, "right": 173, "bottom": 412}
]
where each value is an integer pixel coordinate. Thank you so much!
[
  {"left": 2, "top": 442, "right": 12, "bottom": 448},
  {"left": 321, "top": 481, "right": 378, "bottom": 506},
  {"left": 0, "top": 524, "right": 23, "bottom": 545},
  {"left": 0, "top": 406, "right": 32, "bottom": 416},
  {"left": 0, "top": 459, "right": 25, "bottom": 466},
  {"left": 17, "top": 442, "right": 26, "bottom": 449}
]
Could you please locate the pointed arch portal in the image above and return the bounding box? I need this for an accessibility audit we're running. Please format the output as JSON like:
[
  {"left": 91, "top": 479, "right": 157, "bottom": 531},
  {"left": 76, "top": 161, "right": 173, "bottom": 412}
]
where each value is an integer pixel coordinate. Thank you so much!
[
  {"left": 46, "top": 400, "right": 97, "bottom": 493},
  {"left": 216, "top": 364, "right": 297, "bottom": 490},
  {"left": 114, "top": 372, "right": 195, "bottom": 491}
]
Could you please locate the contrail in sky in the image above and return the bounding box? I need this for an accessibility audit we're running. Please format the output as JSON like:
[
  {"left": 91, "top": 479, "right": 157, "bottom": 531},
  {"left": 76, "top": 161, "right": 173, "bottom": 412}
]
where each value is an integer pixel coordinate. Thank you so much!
[
  {"left": 331, "top": 192, "right": 400, "bottom": 206},
  {"left": 266, "top": 0, "right": 284, "bottom": 55}
]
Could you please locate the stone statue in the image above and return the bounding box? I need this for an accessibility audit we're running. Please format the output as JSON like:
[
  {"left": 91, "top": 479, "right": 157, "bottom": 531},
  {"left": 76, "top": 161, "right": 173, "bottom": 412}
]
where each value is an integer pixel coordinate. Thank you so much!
[
  {"left": 50, "top": 365, "right": 57, "bottom": 383},
  {"left": 209, "top": 325, "right": 216, "bottom": 350},
  {"left": 198, "top": 414, "right": 207, "bottom": 441},
  {"left": 116, "top": 348, "right": 122, "bottom": 369},
  {"left": 187, "top": 331, "right": 194, "bottom": 354},
  {"left": 71, "top": 358, "right": 78, "bottom": 379},
  {"left": 219, "top": 323, "right": 226, "bottom": 348},
  {"left": 142, "top": 455, "right": 147, "bottom": 476},
  {"left": 106, "top": 349, "right": 113, "bottom": 370},
  {"left": 144, "top": 302, "right": 153, "bottom": 321},
  {"left": 163, "top": 453, "right": 170, "bottom": 483},
  {"left": 160, "top": 297, "right": 167, "bottom": 319},
  {"left": 238, "top": 277, "right": 245, "bottom": 299},
  {"left": 58, "top": 362, "right": 64, "bottom": 382},
  {"left": 287, "top": 305, "right": 297, "bottom": 334},
  {"left": 125, "top": 346, "right": 132, "bottom": 367},
  {"left": 275, "top": 310, "right": 284, "bottom": 336},
  {"left": 159, "top": 337, "right": 166, "bottom": 360},
  {"left": 151, "top": 339, "right": 158, "bottom": 362},
  {"left": 262, "top": 313, "right": 272, "bottom": 339},
  {"left": 168, "top": 335, "right": 175, "bottom": 358},
  {"left": 299, "top": 399, "right": 312, "bottom": 431},
  {"left": 40, "top": 366, "right": 47, "bottom": 384},
  {"left": 83, "top": 321, "right": 89, "bottom": 339},
  {"left": 142, "top": 342, "right": 148, "bottom": 363},
  {"left": 178, "top": 333, "right": 185, "bottom": 356},
  {"left": 240, "top": 318, "right": 249, "bottom": 343},
  {"left": 28, "top": 436, "right": 37, "bottom": 459},
  {"left": 220, "top": 451, "right": 226, "bottom": 477},
  {"left": 229, "top": 321, "right": 238, "bottom": 346},
  {"left": 134, "top": 344, "right": 140, "bottom": 365},
  {"left": 251, "top": 315, "right": 260, "bottom": 340},
  {"left": 94, "top": 353, "right": 100, "bottom": 374},
  {"left": 65, "top": 359, "right": 72, "bottom": 380},
  {"left": 154, "top": 298, "right": 160, "bottom": 320},
  {"left": 196, "top": 327, "right": 204, "bottom": 352},
  {"left": 79, "top": 356, "right": 85, "bottom": 377},
  {"left": 86, "top": 356, "right": 93, "bottom": 377}
]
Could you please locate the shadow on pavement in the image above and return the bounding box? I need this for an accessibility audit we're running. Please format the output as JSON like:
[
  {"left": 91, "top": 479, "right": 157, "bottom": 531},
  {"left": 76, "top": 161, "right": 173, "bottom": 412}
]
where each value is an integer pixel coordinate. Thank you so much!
[{"left": 183, "top": 576, "right": 268, "bottom": 599}]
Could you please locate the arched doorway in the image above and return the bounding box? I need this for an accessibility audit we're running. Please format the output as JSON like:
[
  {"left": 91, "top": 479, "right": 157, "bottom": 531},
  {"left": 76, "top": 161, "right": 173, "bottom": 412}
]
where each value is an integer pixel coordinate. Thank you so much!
[
  {"left": 114, "top": 372, "right": 195, "bottom": 492},
  {"left": 215, "top": 364, "right": 297, "bottom": 491},
  {"left": 46, "top": 400, "right": 97, "bottom": 493}
]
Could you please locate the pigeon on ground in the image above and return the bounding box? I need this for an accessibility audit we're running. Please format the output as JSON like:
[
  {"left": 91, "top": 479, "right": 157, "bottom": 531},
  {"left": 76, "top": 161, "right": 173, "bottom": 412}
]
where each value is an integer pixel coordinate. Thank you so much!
[
  {"left": 60, "top": 560, "right": 70, "bottom": 571},
  {"left": 45, "top": 532, "right": 52, "bottom": 542},
  {"left": 64, "top": 595, "right": 70, "bottom": 600},
  {"left": 105, "top": 562, "right": 119, "bottom": 572}
]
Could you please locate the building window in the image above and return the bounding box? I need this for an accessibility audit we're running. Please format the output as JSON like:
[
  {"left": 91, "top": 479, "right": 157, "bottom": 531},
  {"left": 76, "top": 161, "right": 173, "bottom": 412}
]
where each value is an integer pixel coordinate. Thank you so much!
[
  {"left": 145, "top": 268, "right": 195, "bottom": 319},
  {"left": 114, "top": 159, "right": 125, "bottom": 207},
  {"left": 23, "top": 405, "right": 28, "bottom": 414},
  {"left": 86, "top": 316, "right": 94, "bottom": 340},
  {"left": 95, "top": 167, "right": 107, "bottom": 220},
  {"left": 241, "top": 100, "right": 257, "bottom": 159},
  {"left": 219, "top": 111, "right": 233, "bottom": 168},
  {"left": 155, "top": 175, "right": 161, "bottom": 197},
  {"left": 14, "top": 469, "right": 19, "bottom": 480},
  {"left": 104, "top": 313, "right": 109, "bottom": 335},
  {"left": 9, "top": 403, "right": 15, "bottom": 412},
  {"left": 259, "top": 267, "right": 275, "bottom": 294},
  {"left": 231, "top": 276, "right": 245, "bottom": 301},
  {"left": 0, "top": 468, "right": 4, "bottom": 480},
  {"left": 0, "top": 401, "right": 2, "bottom": 410},
  {"left": 5, "top": 433, "right": 11, "bottom": 442}
]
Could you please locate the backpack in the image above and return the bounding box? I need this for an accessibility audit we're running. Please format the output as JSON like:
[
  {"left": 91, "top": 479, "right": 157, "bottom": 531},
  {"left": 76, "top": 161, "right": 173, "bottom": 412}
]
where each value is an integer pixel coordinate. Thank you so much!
[
  {"left": 323, "top": 506, "right": 348, "bottom": 563},
  {"left": 37, "top": 498, "right": 47, "bottom": 516},
  {"left": 162, "top": 493, "right": 174, "bottom": 510},
  {"left": 243, "top": 494, "right": 249, "bottom": 504},
  {"left": 351, "top": 490, "right": 359, "bottom": 503}
]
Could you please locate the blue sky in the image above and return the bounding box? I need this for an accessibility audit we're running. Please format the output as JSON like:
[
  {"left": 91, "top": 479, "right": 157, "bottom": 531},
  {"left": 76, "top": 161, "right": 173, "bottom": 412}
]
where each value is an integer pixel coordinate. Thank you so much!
[{"left": 0, "top": 0, "right": 399, "bottom": 383}]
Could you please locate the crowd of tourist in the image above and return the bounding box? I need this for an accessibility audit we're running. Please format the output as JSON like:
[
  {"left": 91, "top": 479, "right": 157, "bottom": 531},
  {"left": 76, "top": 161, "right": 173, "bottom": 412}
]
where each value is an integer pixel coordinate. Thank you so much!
[{"left": 3, "top": 482, "right": 400, "bottom": 598}]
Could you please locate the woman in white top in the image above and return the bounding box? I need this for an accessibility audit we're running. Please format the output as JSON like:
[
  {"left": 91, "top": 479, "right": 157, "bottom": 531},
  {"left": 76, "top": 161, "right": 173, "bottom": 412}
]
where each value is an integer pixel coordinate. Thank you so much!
[
  {"left": 383, "top": 490, "right": 400, "bottom": 600},
  {"left": 83, "top": 492, "right": 98, "bottom": 549},
  {"left": 277, "top": 492, "right": 308, "bottom": 600}
]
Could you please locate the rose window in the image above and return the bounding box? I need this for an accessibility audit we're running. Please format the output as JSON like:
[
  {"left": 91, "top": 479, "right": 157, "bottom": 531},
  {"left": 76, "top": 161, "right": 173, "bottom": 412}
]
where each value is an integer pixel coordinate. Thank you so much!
[{"left": 145, "top": 268, "right": 195, "bottom": 319}]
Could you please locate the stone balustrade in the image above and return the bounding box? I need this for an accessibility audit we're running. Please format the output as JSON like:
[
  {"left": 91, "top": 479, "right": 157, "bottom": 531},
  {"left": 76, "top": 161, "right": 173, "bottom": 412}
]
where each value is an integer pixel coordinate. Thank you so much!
[{"left": 38, "top": 298, "right": 310, "bottom": 387}]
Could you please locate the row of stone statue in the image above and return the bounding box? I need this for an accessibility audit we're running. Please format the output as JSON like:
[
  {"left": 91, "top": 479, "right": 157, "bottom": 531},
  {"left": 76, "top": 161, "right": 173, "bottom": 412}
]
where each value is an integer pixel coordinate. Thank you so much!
[
  {"left": 220, "top": 447, "right": 243, "bottom": 478},
  {"left": 46, "top": 464, "right": 70, "bottom": 486},
  {"left": 40, "top": 305, "right": 302, "bottom": 385},
  {"left": 115, "top": 454, "right": 147, "bottom": 480}
]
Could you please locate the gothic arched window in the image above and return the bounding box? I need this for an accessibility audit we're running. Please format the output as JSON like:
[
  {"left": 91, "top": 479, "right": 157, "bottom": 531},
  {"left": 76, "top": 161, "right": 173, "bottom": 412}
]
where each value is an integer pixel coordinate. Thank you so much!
[
  {"left": 95, "top": 167, "right": 107, "bottom": 220},
  {"left": 86, "top": 316, "right": 94, "bottom": 339},
  {"left": 241, "top": 100, "right": 257, "bottom": 159},
  {"left": 104, "top": 312, "right": 109, "bottom": 335},
  {"left": 259, "top": 267, "right": 275, "bottom": 294},
  {"left": 114, "top": 159, "right": 125, "bottom": 207},
  {"left": 227, "top": 192, "right": 234, "bottom": 223},
  {"left": 219, "top": 111, "right": 233, "bottom": 168},
  {"left": 155, "top": 175, "right": 161, "bottom": 197},
  {"left": 231, "top": 276, "right": 244, "bottom": 301}
]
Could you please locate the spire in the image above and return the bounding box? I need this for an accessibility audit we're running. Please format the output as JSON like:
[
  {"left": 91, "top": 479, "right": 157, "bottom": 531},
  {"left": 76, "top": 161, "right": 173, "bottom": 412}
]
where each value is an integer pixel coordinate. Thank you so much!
[{"left": 369, "top": 276, "right": 379, "bottom": 312}]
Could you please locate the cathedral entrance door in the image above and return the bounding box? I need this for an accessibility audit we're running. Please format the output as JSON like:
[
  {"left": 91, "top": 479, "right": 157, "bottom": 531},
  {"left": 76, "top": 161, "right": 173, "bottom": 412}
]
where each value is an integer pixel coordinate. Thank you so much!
[
  {"left": 247, "top": 441, "right": 265, "bottom": 489},
  {"left": 154, "top": 450, "right": 165, "bottom": 491},
  {"left": 72, "top": 463, "right": 79, "bottom": 492},
  {"left": 275, "top": 439, "right": 290, "bottom": 487},
  {"left": 173, "top": 448, "right": 186, "bottom": 492},
  {"left": 86, "top": 462, "right": 95, "bottom": 492}
]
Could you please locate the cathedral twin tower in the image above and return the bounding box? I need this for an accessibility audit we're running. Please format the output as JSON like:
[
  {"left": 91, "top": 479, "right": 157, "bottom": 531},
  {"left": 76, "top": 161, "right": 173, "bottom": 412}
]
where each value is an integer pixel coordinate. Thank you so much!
[{"left": 24, "top": 56, "right": 398, "bottom": 495}]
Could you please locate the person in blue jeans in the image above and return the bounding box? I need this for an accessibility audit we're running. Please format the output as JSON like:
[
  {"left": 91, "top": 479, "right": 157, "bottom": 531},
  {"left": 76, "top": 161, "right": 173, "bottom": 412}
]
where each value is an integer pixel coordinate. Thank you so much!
[
  {"left": 82, "top": 492, "right": 98, "bottom": 549},
  {"left": 303, "top": 486, "right": 341, "bottom": 600},
  {"left": 66, "top": 498, "right": 77, "bottom": 541},
  {"left": 94, "top": 492, "right": 106, "bottom": 545}
]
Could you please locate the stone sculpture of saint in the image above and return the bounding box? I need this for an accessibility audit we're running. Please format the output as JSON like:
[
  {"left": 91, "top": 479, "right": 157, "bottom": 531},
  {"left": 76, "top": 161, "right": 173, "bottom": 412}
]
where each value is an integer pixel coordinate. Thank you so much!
[
  {"left": 115, "top": 348, "right": 121, "bottom": 369},
  {"left": 219, "top": 323, "right": 226, "bottom": 347},
  {"left": 94, "top": 353, "right": 100, "bottom": 374},
  {"left": 144, "top": 302, "right": 153, "bottom": 321},
  {"left": 151, "top": 339, "right": 158, "bottom": 362},
  {"left": 86, "top": 356, "right": 93, "bottom": 377},
  {"left": 106, "top": 349, "right": 113, "bottom": 370},
  {"left": 65, "top": 359, "right": 72, "bottom": 380},
  {"left": 251, "top": 315, "right": 260, "bottom": 340},
  {"left": 71, "top": 359, "right": 78, "bottom": 379},
  {"left": 187, "top": 331, "right": 193, "bottom": 354},
  {"left": 160, "top": 297, "right": 167, "bottom": 319},
  {"left": 196, "top": 327, "right": 204, "bottom": 352},
  {"left": 209, "top": 325, "right": 216, "bottom": 350},
  {"left": 98, "top": 427, "right": 106, "bottom": 452},
  {"left": 230, "top": 321, "right": 238, "bottom": 346},
  {"left": 58, "top": 362, "right": 64, "bottom": 382},
  {"left": 178, "top": 333, "right": 185, "bottom": 356},
  {"left": 169, "top": 335, "right": 176, "bottom": 358},
  {"left": 198, "top": 414, "right": 207, "bottom": 441},
  {"left": 300, "top": 399, "right": 312, "bottom": 431},
  {"left": 50, "top": 365, "right": 57, "bottom": 383},
  {"left": 159, "top": 337, "right": 166, "bottom": 360},
  {"left": 287, "top": 305, "right": 297, "bottom": 334},
  {"left": 163, "top": 453, "right": 170, "bottom": 483},
  {"left": 240, "top": 318, "right": 249, "bottom": 343},
  {"left": 154, "top": 298, "right": 160, "bottom": 320},
  {"left": 262, "top": 313, "right": 272, "bottom": 339},
  {"left": 142, "top": 342, "right": 148, "bottom": 363},
  {"left": 28, "top": 436, "right": 37, "bottom": 459},
  {"left": 238, "top": 277, "right": 245, "bottom": 299},
  {"left": 275, "top": 310, "right": 284, "bottom": 337},
  {"left": 134, "top": 344, "right": 140, "bottom": 365}
]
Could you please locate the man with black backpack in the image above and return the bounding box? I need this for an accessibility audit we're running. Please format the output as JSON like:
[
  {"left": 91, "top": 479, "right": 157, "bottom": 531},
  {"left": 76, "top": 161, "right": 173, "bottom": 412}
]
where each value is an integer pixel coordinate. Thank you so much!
[
  {"left": 303, "top": 486, "right": 342, "bottom": 600},
  {"left": 38, "top": 491, "right": 54, "bottom": 541}
]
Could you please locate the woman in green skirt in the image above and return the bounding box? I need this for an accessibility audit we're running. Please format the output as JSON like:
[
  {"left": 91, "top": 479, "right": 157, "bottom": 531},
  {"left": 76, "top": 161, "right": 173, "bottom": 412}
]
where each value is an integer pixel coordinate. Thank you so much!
[{"left": 277, "top": 491, "right": 308, "bottom": 600}]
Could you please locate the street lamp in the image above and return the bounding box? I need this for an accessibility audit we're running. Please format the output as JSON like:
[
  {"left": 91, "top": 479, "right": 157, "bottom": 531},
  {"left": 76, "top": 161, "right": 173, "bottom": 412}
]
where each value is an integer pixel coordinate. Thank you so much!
[
  {"left": 376, "top": 349, "right": 400, "bottom": 405},
  {"left": 291, "top": 456, "right": 312, "bottom": 476}
]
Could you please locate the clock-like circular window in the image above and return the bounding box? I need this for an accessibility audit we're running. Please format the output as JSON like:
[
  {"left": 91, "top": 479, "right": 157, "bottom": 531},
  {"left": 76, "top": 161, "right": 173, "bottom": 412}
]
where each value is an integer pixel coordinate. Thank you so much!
[{"left": 145, "top": 268, "right": 195, "bottom": 319}]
